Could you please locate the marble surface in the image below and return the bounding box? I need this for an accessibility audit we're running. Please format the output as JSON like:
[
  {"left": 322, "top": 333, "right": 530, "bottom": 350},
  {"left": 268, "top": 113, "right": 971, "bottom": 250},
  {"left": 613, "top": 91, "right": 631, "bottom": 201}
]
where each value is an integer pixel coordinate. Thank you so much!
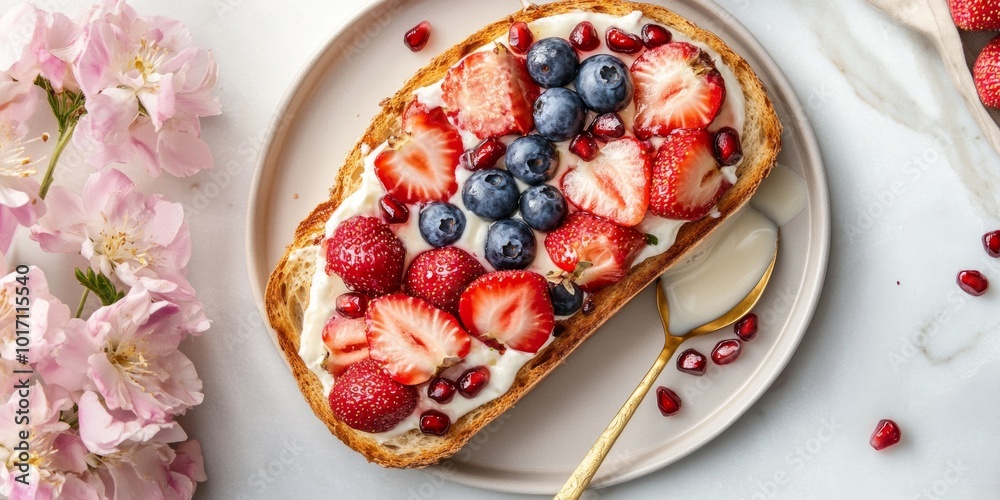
[{"left": 6, "top": 0, "right": 1000, "bottom": 498}]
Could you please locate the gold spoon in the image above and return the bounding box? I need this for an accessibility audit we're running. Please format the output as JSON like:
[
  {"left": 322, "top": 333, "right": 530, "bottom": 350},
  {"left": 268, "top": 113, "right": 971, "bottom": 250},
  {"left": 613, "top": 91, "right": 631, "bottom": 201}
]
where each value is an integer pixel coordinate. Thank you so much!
[{"left": 555, "top": 240, "right": 778, "bottom": 499}]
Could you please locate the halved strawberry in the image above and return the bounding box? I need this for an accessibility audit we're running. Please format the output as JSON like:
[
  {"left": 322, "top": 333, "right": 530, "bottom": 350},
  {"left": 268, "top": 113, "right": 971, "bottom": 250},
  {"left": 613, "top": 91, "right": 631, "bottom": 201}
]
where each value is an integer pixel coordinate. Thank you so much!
[
  {"left": 366, "top": 294, "right": 471, "bottom": 385},
  {"left": 325, "top": 215, "right": 405, "bottom": 296},
  {"left": 650, "top": 128, "right": 731, "bottom": 220},
  {"left": 329, "top": 358, "right": 418, "bottom": 433},
  {"left": 374, "top": 103, "right": 462, "bottom": 204},
  {"left": 458, "top": 271, "right": 554, "bottom": 354},
  {"left": 322, "top": 315, "right": 369, "bottom": 376},
  {"left": 404, "top": 247, "right": 486, "bottom": 314},
  {"left": 632, "top": 42, "right": 726, "bottom": 138},
  {"left": 441, "top": 44, "right": 540, "bottom": 139},
  {"left": 544, "top": 212, "right": 646, "bottom": 292},
  {"left": 561, "top": 138, "right": 651, "bottom": 227}
]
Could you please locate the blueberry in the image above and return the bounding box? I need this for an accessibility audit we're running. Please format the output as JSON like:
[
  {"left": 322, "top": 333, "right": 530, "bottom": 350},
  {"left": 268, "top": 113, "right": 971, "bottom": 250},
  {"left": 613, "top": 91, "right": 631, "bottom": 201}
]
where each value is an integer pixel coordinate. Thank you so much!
[
  {"left": 505, "top": 135, "right": 558, "bottom": 185},
  {"left": 548, "top": 280, "right": 584, "bottom": 316},
  {"left": 462, "top": 168, "right": 520, "bottom": 221},
  {"left": 533, "top": 88, "right": 587, "bottom": 143},
  {"left": 485, "top": 219, "right": 536, "bottom": 270},
  {"left": 574, "top": 54, "right": 633, "bottom": 113},
  {"left": 526, "top": 37, "right": 579, "bottom": 88},
  {"left": 419, "top": 202, "right": 466, "bottom": 248},
  {"left": 518, "top": 184, "right": 567, "bottom": 231}
]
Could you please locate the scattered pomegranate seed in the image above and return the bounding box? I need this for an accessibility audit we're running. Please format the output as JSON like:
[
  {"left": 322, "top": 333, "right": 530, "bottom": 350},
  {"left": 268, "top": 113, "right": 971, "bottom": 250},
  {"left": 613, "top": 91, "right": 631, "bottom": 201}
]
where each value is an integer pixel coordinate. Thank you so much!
[
  {"left": 655, "top": 386, "right": 681, "bottom": 416},
  {"left": 569, "top": 133, "right": 598, "bottom": 161},
  {"left": 734, "top": 313, "right": 758, "bottom": 341},
  {"left": 569, "top": 21, "right": 600, "bottom": 51},
  {"left": 427, "top": 376, "right": 457, "bottom": 404},
  {"left": 605, "top": 26, "right": 643, "bottom": 54},
  {"left": 641, "top": 23, "right": 672, "bottom": 48},
  {"left": 984, "top": 230, "right": 1000, "bottom": 257},
  {"left": 676, "top": 349, "right": 707, "bottom": 376},
  {"left": 379, "top": 195, "right": 409, "bottom": 224},
  {"left": 404, "top": 21, "right": 432, "bottom": 52},
  {"left": 582, "top": 296, "right": 595, "bottom": 315},
  {"left": 335, "top": 292, "right": 369, "bottom": 319},
  {"left": 711, "top": 339, "right": 742, "bottom": 365},
  {"left": 957, "top": 270, "right": 989, "bottom": 296},
  {"left": 419, "top": 410, "right": 451, "bottom": 436},
  {"left": 589, "top": 113, "right": 626, "bottom": 141},
  {"left": 639, "top": 139, "right": 655, "bottom": 153},
  {"left": 870, "top": 419, "right": 901, "bottom": 450},
  {"left": 458, "top": 366, "right": 490, "bottom": 398},
  {"left": 713, "top": 127, "right": 743, "bottom": 166},
  {"left": 508, "top": 22, "right": 533, "bottom": 54},
  {"left": 461, "top": 136, "right": 506, "bottom": 170}
]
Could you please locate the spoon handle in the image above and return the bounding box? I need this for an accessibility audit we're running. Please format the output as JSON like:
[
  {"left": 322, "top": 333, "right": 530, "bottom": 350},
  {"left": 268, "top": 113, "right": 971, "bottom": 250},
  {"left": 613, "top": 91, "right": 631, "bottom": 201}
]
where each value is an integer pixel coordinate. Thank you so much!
[{"left": 555, "top": 344, "right": 677, "bottom": 500}]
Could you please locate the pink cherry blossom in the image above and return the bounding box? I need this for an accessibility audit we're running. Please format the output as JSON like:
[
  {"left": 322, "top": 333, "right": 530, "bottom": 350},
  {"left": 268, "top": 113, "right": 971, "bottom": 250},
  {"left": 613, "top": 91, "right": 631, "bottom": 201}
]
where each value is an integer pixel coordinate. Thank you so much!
[
  {"left": 0, "top": 4, "right": 82, "bottom": 92},
  {"left": 74, "top": 111, "right": 213, "bottom": 177},
  {"left": 0, "top": 73, "right": 46, "bottom": 252},
  {"left": 0, "top": 265, "right": 70, "bottom": 368},
  {"left": 77, "top": 390, "right": 187, "bottom": 455}
]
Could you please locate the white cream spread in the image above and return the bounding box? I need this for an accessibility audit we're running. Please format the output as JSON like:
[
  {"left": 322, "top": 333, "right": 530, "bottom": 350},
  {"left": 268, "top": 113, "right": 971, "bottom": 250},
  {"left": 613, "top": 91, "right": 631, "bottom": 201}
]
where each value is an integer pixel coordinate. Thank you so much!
[{"left": 296, "top": 10, "right": 747, "bottom": 440}]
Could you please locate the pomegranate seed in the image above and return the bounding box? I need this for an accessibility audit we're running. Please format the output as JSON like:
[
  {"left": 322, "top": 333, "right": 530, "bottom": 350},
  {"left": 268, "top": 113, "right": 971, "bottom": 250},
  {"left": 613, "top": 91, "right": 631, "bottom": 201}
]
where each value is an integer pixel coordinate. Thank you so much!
[
  {"left": 582, "top": 296, "right": 595, "bottom": 315},
  {"left": 639, "top": 139, "right": 655, "bottom": 153},
  {"left": 458, "top": 366, "right": 490, "bottom": 398},
  {"left": 655, "top": 387, "right": 681, "bottom": 416},
  {"left": 605, "top": 26, "right": 643, "bottom": 54},
  {"left": 404, "top": 21, "right": 431, "bottom": 52},
  {"left": 335, "top": 292, "right": 369, "bottom": 319},
  {"left": 552, "top": 323, "right": 566, "bottom": 337},
  {"left": 569, "top": 133, "right": 598, "bottom": 161},
  {"left": 569, "top": 21, "right": 600, "bottom": 51},
  {"left": 461, "top": 136, "right": 506, "bottom": 171},
  {"left": 711, "top": 339, "right": 742, "bottom": 365},
  {"left": 379, "top": 195, "right": 409, "bottom": 224},
  {"left": 419, "top": 410, "right": 451, "bottom": 436},
  {"left": 870, "top": 419, "right": 901, "bottom": 450},
  {"left": 641, "top": 23, "right": 672, "bottom": 48},
  {"left": 589, "top": 113, "right": 626, "bottom": 141},
  {"left": 427, "top": 377, "right": 457, "bottom": 404},
  {"left": 676, "top": 349, "right": 707, "bottom": 376},
  {"left": 957, "top": 270, "right": 989, "bottom": 296},
  {"left": 984, "top": 229, "right": 1000, "bottom": 257},
  {"left": 713, "top": 127, "right": 743, "bottom": 166},
  {"left": 508, "top": 22, "right": 533, "bottom": 54},
  {"left": 734, "top": 313, "right": 758, "bottom": 341}
]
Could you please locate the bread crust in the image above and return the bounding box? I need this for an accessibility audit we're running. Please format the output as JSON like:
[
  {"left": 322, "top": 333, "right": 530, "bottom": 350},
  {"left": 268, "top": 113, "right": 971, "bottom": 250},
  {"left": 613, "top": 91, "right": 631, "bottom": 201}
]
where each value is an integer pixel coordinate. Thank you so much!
[{"left": 265, "top": 0, "right": 781, "bottom": 468}]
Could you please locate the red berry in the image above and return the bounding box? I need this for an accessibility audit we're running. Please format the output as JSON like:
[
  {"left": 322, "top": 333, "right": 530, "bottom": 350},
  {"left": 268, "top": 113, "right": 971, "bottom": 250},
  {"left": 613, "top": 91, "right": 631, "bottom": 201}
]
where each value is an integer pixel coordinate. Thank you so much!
[
  {"left": 957, "top": 270, "right": 989, "bottom": 296},
  {"left": 461, "top": 136, "right": 507, "bottom": 171},
  {"left": 589, "top": 113, "right": 626, "bottom": 141},
  {"left": 419, "top": 409, "right": 451, "bottom": 436},
  {"left": 457, "top": 366, "right": 490, "bottom": 398},
  {"left": 950, "top": 0, "right": 1000, "bottom": 30},
  {"left": 404, "top": 247, "right": 486, "bottom": 314},
  {"left": 569, "top": 133, "right": 598, "bottom": 161},
  {"left": 335, "top": 292, "right": 370, "bottom": 319},
  {"left": 713, "top": 127, "right": 743, "bottom": 166},
  {"left": 404, "top": 21, "right": 431, "bottom": 52},
  {"left": 329, "top": 358, "right": 417, "bottom": 433},
  {"left": 605, "top": 26, "right": 643, "bottom": 54},
  {"left": 325, "top": 216, "right": 405, "bottom": 296},
  {"left": 427, "top": 377, "right": 457, "bottom": 404},
  {"left": 508, "top": 21, "right": 533, "bottom": 54},
  {"left": 458, "top": 271, "right": 554, "bottom": 354},
  {"left": 974, "top": 35, "right": 1000, "bottom": 107},
  {"left": 641, "top": 23, "right": 672, "bottom": 48},
  {"left": 734, "top": 313, "right": 758, "bottom": 341},
  {"left": 582, "top": 296, "right": 595, "bottom": 314},
  {"left": 632, "top": 43, "right": 726, "bottom": 136},
  {"left": 321, "top": 315, "right": 369, "bottom": 376},
  {"left": 545, "top": 212, "right": 646, "bottom": 292},
  {"left": 676, "top": 348, "right": 707, "bottom": 376},
  {"left": 655, "top": 386, "right": 681, "bottom": 416},
  {"left": 562, "top": 137, "right": 651, "bottom": 227},
  {"left": 374, "top": 104, "right": 462, "bottom": 203},
  {"left": 569, "top": 21, "right": 600, "bottom": 51},
  {"left": 379, "top": 195, "right": 409, "bottom": 224},
  {"left": 984, "top": 229, "right": 1000, "bottom": 257},
  {"left": 870, "top": 419, "right": 901, "bottom": 451},
  {"left": 711, "top": 339, "right": 742, "bottom": 365}
]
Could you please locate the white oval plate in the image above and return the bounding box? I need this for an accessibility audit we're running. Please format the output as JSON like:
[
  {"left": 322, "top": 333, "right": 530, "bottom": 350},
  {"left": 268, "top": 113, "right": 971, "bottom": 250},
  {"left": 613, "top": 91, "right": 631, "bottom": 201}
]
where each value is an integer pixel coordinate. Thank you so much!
[{"left": 246, "top": 0, "right": 829, "bottom": 494}]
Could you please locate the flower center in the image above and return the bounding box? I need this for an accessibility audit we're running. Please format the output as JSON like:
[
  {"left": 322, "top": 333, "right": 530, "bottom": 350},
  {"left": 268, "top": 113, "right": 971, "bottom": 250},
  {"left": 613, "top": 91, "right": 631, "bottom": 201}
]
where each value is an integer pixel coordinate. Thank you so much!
[
  {"left": 107, "top": 339, "right": 151, "bottom": 376},
  {"left": 131, "top": 38, "right": 168, "bottom": 83},
  {"left": 96, "top": 214, "right": 155, "bottom": 269},
  {"left": 0, "top": 124, "right": 41, "bottom": 178}
]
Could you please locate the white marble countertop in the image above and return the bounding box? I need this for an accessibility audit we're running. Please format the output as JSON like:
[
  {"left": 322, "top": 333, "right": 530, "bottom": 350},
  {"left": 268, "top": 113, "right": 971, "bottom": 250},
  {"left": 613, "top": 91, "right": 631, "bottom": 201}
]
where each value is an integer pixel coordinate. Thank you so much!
[{"left": 6, "top": 0, "right": 1000, "bottom": 498}]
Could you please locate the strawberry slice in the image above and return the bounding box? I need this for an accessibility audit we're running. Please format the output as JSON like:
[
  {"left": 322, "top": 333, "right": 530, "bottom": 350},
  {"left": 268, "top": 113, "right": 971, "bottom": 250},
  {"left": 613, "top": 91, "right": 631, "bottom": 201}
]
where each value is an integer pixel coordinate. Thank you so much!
[
  {"left": 631, "top": 42, "right": 726, "bottom": 138},
  {"left": 544, "top": 212, "right": 646, "bottom": 292},
  {"left": 374, "top": 103, "right": 462, "bottom": 204},
  {"left": 458, "top": 271, "right": 554, "bottom": 354},
  {"left": 441, "top": 44, "right": 540, "bottom": 139},
  {"left": 366, "top": 294, "right": 471, "bottom": 385},
  {"left": 322, "top": 315, "right": 369, "bottom": 376},
  {"left": 561, "top": 137, "right": 652, "bottom": 227},
  {"left": 650, "top": 128, "right": 731, "bottom": 220},
  {"left": 404, "top": 247, "right": 486, "bottom": 314}
]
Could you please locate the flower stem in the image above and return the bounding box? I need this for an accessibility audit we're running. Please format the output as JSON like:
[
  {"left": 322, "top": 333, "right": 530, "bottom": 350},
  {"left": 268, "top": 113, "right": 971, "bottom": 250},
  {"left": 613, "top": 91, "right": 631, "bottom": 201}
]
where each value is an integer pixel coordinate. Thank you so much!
[
  {"left": 38, "top": 119, "right": 77, "bottom": 200},
  {"left": 75, "top": 288, "right": 90, "bottom": 319}
]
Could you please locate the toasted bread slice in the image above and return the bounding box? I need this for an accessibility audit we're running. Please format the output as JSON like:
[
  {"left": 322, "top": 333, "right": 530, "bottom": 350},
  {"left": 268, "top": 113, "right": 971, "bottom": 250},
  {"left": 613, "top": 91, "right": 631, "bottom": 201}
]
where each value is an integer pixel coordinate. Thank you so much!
[{"left": 265, "top": 0, "right": 781, "bottom": 468}]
